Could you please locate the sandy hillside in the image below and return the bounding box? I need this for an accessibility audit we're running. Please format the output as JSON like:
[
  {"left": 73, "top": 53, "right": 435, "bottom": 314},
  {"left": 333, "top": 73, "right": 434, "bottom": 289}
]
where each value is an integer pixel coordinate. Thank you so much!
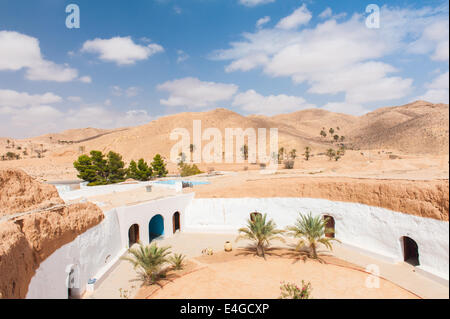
[{"left": 0, "top": 100, "right": 448, "bottom": 181}]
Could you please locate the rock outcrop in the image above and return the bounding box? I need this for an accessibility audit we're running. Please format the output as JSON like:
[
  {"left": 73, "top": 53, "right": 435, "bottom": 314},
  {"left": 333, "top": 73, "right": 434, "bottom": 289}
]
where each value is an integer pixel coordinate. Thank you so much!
[{"left": 0, "top": 169, "right": 103, "bottom": 298}]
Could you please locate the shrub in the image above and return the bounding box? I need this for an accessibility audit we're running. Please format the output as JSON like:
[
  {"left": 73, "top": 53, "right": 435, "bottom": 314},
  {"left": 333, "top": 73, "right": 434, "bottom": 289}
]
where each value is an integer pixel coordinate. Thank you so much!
[
  {"left": 178, "top": 162, "right": 203, "bottom": 177},
  {"left": 284, "top": 160, "right": 294, "bottom": 169},
  {"left": 279, "top": 281, "right": 312, "bottom": 299},
  {"left": 168, "top": 253, "right": 186, "bottom": 270},
  {"left": 121, "top": 242, "right": 172, "bottom": 285}
]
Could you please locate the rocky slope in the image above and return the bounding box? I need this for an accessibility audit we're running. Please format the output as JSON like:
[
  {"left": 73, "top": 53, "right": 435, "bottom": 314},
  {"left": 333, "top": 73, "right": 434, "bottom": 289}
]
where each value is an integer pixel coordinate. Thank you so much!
[{"left": 0, "top": 169, "right": 104, "bottom": 298}]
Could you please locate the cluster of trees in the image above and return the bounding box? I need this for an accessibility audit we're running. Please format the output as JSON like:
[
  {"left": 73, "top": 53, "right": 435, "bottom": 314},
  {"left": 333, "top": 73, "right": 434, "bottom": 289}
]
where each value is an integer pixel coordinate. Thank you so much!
[
  {"left": 73, "top": 150, "right": 168, "bottom": 186},
  {"left": 1, "top": 152, "right": 20, "bottom": 161},
  {"left": 326, "top": 146, "right": 346, "bottom": 161},
  {"left": 320, "top": 127, "right": 345, "bottom": 144}
]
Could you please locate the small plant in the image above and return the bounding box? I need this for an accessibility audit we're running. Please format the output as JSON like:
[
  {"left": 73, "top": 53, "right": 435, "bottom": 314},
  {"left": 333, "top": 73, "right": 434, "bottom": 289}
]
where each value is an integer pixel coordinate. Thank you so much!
[
  {"left": 286, "top": 213, "right": 340, "bottom": 259},
  {"left": 326, "top": 148, "right": 335, "bottom": 161},
  {"left": 289, "top": 149, "right": 297, "bottom": 160},
  {"left": 121, "top": 242, "right": 172, "bottom": 285},
  {"left": 118, "top": 288, "right": 130, "bottom": 299},
  {"left": 279, "top": 281, "right": 312, "bottom": 299},
  {"left": 169, "top": 253, "right": 186, "bottom": 270},
  {"left": 284, "top": 160, "right": 294, "bottom": 169},
  {"left": 236, "top": 213, "right": 285, "bottom": 258},
  {"left": 303, "top": 147, "right": 311, "bottom": 161},
  {"left": 178, "top": 162, "right": 203, "bottom": 177}
]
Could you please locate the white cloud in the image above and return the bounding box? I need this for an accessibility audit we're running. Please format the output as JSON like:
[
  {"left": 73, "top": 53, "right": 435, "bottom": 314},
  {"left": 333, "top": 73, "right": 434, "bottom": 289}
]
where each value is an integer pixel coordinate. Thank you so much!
[
  {"left": 239, "top": 0, "right": 275, "bottom": 7},
  {"left": 212, "top": 5, "right": 447, "bottom": 112},
  {"left": 276, "top": 4, "right": 312, "bottom": 30},
  {"left": 79, "top": 76, "right": 92, "bottom": 83},
  {"left": 256, "top": 16, "right": 271, "bottom": 28},
  {"left": 157, "top": 77, "right": 238, "bottom": 108},
  {"left": 409, "top": 19, "right": 449, "bottom": 61},
  {"left": 232, "top": 89, "right": 314, "bottom": 115},
  {"left": 0, "top": 31, "right": 81, "bottom": 82},
  {"left": 81, "top": 36, "right": 164, "bottom": 65},
  {"left": 176, "top": 50, "right": 190, "bottom": 63},
  {"left": 0, "top": 98, "right": 153, "bottom": 138},
  {"left": 67, "top": 96, "right": 83, "bottom": 103},
  {"left": 111, "top": 86, "right": 140, "bottom": 97},
  {"left": 125, "top": 86, "right": 140, "bottom": 97},
  {"left": 417, "top": 71, "right": 449, "bottom": 103},
  {"left": 0, "top": 89, "right": 62, "bottom": 108},
  {"left": 319, "top": 7, "right": 332, "bottom": 19}
]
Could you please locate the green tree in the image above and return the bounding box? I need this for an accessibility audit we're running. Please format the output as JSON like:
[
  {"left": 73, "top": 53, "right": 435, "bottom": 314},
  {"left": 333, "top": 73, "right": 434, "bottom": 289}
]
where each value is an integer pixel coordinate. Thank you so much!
[
  {"left": 236, "top": 213, "right": 285, "bottom": 258},
  {"left": 340, "top": 136, "right": 345, "bottom": 142},
  {"left": 303, "top": 147, "right": 311, "bottom": 161},
  {"left": 151, "top": 154, "right": 168, "bottom": 177},
  {"left": 320, "top": 130, "right": 327, "bottom": 138},
  {"left": 333, "top": 134, "right": 340, "bottom": 143},
  {"left": 106, "top": 151, "right": 127, "bottom": 183},
  {"left": 241, "top": 144, "right": 249, "bottom": 160},
  {"left": 286, "top": 213, "right": 340, "bottom": 259},
  {"left": 127, "top": 159, "right": 153, "bottom": 181},
  {"left": 189, "top": 144, "right": 195, "bottom": 162},
  {"left": 326, "top": 148, "right": 335, "bottom": 161},
  {"left": 289, "top": 149, "right": 297, "bottom": 160},
  {"left": 329, "top": 128, "right": 335, "bottom": 135},
  {"left": 278, "top": 147, "right": 285, "bottom": 163},
  {"left": 121, "top": 242, "right": 172, "bottom": 285},
  {"left": 73, "top": 154, "right": 99, "bottom": 184}
]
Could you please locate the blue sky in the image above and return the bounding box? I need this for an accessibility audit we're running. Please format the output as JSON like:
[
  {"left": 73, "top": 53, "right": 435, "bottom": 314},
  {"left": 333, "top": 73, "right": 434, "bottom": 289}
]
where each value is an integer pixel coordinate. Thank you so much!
[{"left": 0, "top": 0, "right": 448, "bottom": 138}]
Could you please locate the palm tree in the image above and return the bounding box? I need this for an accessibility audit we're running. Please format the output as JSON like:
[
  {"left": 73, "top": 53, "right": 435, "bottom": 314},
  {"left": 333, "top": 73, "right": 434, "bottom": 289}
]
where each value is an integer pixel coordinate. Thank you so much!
[
  {"left": 236, "top": 213, "right": 285, "bottom": 258},
  {"left": 286, "top": 213, "right": 340, "bottom": 259},
  {"left": 189, "top": 144, "right": 195, "bottom": 162},
  {"left": 121, "top": 242, "right": 172, "bottom": 285}
]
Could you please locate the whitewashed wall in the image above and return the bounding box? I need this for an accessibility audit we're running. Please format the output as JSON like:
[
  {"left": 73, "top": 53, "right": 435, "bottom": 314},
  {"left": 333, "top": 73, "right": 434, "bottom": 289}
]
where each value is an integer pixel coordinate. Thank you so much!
[
  {"left": 184, "top": 197, "right": 449, "bottom": 282},
  {"left": 26, "top": 209, "right": 122, "bottom": 299},
  {"left": 26, "top": 194, "right": 194, "bottom": 299},
  {"left": 115, "top": 193, "right": 194, "bottom": 247}
]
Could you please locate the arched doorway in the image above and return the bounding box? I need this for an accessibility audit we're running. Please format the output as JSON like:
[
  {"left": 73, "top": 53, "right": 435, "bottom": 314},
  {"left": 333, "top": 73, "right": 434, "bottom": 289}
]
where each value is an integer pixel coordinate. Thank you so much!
[
  {"left": 323, "top": 215, "right": 335, "bottom": 238},
  {"left": 149, "top": 214, "right": 164, "bottom": 242},
  {"left": 250, "top": 212, "right": 262, "bottom": 222},
  {"left": 173, "top": 212, "right": 181, "bottom": 234},
  {"left": 128, "top": 224, "right": 140, "bottom": 247},
  {"left": 66, "top": 264, "right": 80, "bottom": 299},
  {"left": 402, "top": 236, "right": 420, "bottom": 266}
]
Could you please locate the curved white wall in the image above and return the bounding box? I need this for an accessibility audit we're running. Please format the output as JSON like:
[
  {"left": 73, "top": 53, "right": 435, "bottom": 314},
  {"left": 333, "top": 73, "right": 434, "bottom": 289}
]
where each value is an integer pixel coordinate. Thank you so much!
[
  {"left": 184, "top": 197, "right": 449, "bottom": 281},
  {"left": 26, "top": 209, "right": 122, "bottom": 299},
  {"left": 26, "top": 194, "right": 194, "bottom": 299}
]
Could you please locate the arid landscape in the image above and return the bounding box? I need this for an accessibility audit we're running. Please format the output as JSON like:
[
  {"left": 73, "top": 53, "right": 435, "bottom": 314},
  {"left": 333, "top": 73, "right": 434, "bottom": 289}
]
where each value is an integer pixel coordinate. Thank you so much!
[{"left": 0, "top": 100, "right": 448, "bottom": 182}]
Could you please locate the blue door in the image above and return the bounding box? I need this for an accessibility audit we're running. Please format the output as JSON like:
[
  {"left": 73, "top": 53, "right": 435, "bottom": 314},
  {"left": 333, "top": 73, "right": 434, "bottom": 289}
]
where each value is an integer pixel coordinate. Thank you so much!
[{"left": 149, "top": 214, "right": 164, "bottom": 242}]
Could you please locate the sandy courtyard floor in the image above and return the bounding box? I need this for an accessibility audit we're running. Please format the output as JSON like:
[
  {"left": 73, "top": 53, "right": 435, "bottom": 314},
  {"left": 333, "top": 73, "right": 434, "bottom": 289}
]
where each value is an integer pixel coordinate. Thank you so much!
[{"left": 143, "top": 249, "right": 418, "bottom": 299}]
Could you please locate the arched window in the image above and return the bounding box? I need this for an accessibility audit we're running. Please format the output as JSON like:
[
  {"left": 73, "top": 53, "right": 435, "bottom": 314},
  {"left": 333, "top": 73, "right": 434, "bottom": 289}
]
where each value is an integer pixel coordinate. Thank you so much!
[
  {"left": 149, "top": 214, "right": 164, "bottom": 242},
  {"left": 128, "top": 224, "right": 140, "bottom": 247},
  {"left": 323, "top": 215, "right": 335, "bottom": 238},
  {"left": 173, "top": 212, "right": 181, "bottom": 233},
  {"left": 401, "top": 236, "right": 420, "bottom": 266}
]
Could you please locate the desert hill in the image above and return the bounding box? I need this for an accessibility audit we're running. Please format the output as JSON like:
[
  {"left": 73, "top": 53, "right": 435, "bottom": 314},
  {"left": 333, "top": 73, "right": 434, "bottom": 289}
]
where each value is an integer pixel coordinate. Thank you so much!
[{"left": 0, "top": 101, "right": 448, "bottom": 170}]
